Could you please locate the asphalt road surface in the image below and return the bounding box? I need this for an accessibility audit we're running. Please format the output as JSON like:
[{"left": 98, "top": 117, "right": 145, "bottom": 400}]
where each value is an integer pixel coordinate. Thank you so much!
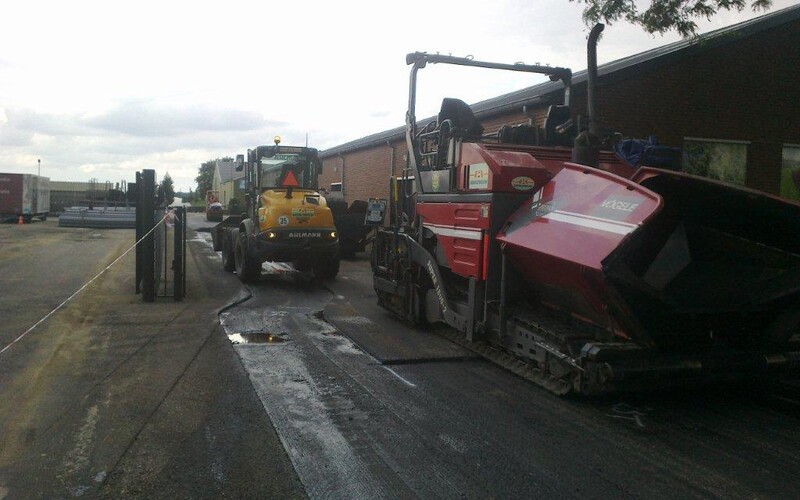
[
  {"left": 3, "top": 215, "right": 799, "bottom": 498},
  {"left": 0, "top": 217, "right": 304, "bottom": 498},
  {"left": 194, "top": 222, "right": 800, "bottom": 499}
]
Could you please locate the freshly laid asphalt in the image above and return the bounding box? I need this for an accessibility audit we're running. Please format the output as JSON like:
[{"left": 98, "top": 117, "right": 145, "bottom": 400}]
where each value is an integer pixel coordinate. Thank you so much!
[
  {"left": 4, "top": 215, "right": 800, "bottom": 499},
  {"left": 0, "top": 217, "right": 304, "bottom": 498}
]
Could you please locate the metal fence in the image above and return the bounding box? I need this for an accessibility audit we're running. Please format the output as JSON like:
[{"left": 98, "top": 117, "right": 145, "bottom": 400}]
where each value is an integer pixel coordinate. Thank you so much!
[{"left": 135, "top": 169, "right": 185, "bottom": 302}]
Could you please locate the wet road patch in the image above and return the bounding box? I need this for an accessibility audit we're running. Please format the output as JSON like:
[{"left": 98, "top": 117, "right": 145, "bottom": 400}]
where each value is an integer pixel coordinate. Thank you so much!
[{"left": 228, "top": 332, "right": 289, "bottom": 344}]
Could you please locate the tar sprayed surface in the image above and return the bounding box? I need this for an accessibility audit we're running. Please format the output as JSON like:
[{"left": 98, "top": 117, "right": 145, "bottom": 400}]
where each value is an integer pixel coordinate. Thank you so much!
[
  {"left": 193, "top": 226, "right": 389, "bottom": 498},
  {"left": 203, "top": 231, "right": 800, "bottom": 499},
  {"left": 219, "top": 284, "right": 393, "bottom": 498}
]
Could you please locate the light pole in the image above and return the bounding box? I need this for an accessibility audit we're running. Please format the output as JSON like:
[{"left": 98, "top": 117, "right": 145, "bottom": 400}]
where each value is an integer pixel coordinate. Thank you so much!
[{"left": 37, "top": 159, "right": 40, "bottom": 177}]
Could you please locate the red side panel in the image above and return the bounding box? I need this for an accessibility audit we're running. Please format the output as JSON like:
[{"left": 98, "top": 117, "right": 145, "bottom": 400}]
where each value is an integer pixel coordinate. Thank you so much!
[
  {"left": 417, "top": 202, "right": 489, "bottom": 279},
  {"left": 458, "top": 143, "right": 553, "bottom": 194}
]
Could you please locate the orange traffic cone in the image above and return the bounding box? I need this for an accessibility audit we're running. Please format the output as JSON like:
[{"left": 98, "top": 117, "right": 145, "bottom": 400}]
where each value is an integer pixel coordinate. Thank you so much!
[{"left": 17, "top": 216, "right": 24, "bottom": 225}]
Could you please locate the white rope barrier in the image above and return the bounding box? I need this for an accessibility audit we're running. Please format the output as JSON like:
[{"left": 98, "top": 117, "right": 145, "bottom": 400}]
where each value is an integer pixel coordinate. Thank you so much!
[{"left": 0, "top": 210, "right": 176, "bottom": 356}]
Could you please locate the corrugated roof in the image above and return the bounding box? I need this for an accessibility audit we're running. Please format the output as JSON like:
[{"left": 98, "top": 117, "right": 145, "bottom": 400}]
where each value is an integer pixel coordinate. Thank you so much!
[{"left": 321, "top": 4, "right": 800, "bottom": 158}]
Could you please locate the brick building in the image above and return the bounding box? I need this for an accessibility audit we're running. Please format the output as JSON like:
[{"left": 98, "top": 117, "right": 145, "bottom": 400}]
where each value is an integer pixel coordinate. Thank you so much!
[{"left": 319, "top": 5, "right": 800, "bottom": 203}]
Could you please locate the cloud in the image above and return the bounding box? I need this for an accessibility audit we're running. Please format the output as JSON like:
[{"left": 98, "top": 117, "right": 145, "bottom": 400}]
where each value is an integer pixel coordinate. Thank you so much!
[
  {"left": 0, "top": 124, "right": 33, "bottom": 146},
  {"left": 368, "top": 110, "right": 392, "bottom": 119},
  {"left": 0, "top": 101, "right": 293, "bottom": 192},
  {"left": 4, "top": 107, "right": 90, "bottom": 136},
  {"left": 84, "top": 101, "right": 283, "bottom": 137},
  {"left": 1, "top": 0, "right": 791, "bottom": 194}
]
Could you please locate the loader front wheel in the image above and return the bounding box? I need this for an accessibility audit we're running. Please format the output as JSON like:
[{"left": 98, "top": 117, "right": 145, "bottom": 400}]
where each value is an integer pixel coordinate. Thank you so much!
[
  {"left": 313, "top": 254, "right": 340, "bottom": 281},
  {"left": 293, "top": 259, "right": 312, "bottom": 273},
  {"left": 234, "top": 232, "right": 261, "bottom": 283}
]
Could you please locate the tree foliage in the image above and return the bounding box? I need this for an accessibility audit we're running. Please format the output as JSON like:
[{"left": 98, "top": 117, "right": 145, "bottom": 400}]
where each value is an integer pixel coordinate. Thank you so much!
[
  {"left": 571, "top": 0, "right": 772, "bottom": 37},
  {"left": 162, "top": 172, "right": 175, "bottom": 205},
  {"left": 195, "top": 157, "right": 233, "bottom": 198},
  {"left": 196, "top": 160, "right": 216, "bottom": 198}
]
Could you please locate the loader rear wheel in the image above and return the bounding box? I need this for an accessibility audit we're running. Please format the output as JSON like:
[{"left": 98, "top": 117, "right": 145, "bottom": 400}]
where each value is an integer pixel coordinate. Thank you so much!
[
  {"left": 234, "top": 232, "right": 261, "bottom": 283},
  {"left": 222, "top": 231, "right": 236, "bottom": 272},
  {"left": 314, "top": 254, "right": 340, "bottom": 280}
]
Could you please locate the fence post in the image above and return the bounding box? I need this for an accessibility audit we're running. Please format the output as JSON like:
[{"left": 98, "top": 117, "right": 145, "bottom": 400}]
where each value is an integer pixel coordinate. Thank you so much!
[
  {"left": 141, "top": 169, "right": 156, "bottom": 302},
  {"left": 135, "top": 172, "right": 142, "bottom": 294},
  {"left": 173, "top": 206, "right": 184, "bottom": 301}
]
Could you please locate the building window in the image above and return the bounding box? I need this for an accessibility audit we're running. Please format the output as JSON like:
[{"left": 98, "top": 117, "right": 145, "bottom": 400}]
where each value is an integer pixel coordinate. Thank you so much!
[
  {"left": 780, "top": 144, "right": 800, "bottom": 201},
  {"left": 683, "top": 138, "right": 748, "bottom": 185},
  {"left": 329, "top": 182, "right": 342, "bottom": 193}
]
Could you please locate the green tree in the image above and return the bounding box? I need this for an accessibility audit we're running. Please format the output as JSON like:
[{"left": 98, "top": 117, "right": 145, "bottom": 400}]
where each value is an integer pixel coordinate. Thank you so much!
[
  {"left": 162, "top": 172, "right": 175, "bottom": 205},
  {"left": 195, "top": 157, "right": 233, "bottom": 199},
  {"left": 570, "top": 0, "right": 771, "bottom": 37},
  {"left": 196, "top": 160, "right": 216, "bottom": 198}
]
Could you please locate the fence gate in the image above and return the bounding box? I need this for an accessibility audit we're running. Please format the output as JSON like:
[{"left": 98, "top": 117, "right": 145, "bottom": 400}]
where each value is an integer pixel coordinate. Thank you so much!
[{"left": 135, "top": 169, "right": 186, "bottom": 302}]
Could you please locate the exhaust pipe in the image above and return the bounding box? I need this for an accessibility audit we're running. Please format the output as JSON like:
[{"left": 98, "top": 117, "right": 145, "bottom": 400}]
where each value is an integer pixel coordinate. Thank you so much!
[
  {"left": 572, "top": 23, "right": 604, "bottom": 167},
  {"left": 587, "top": 23, "right": 604, "bottom": 137}
]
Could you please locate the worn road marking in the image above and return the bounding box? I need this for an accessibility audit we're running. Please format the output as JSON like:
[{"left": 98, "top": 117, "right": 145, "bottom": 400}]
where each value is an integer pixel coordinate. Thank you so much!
[
  {"left": 384, "top": 367, "right": 417, "bottom": 388},
  {"left": 62, "top": 405, "right": 100, "bottom": 476}
]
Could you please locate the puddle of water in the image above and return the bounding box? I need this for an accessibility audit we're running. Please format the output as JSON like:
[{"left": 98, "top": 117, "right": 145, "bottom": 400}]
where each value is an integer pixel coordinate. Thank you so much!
[{"left": 228, "top": 332, "right": 288, "bottom": 344}]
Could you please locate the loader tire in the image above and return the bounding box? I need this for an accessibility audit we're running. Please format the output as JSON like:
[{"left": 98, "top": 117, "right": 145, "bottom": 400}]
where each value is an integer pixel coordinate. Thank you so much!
[
  {"left": 234, "top": 232, "right": 261, "bottom": 284},
  {"left": 314, "top": 254, "right": 340, "bottom": 281},
  {"left": 222, "top": 231, "right": 236, "bottom": 272}
]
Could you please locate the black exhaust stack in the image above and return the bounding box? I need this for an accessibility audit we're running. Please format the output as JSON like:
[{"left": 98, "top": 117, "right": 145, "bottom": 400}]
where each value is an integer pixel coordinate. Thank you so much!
[{"left": 572, "top": 23, "right": 605, "bottom": 167}]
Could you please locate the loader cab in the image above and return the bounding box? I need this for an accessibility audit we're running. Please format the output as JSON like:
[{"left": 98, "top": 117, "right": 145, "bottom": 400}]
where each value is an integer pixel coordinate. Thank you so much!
[
  {"left": 250, "top": 146, "right": 320, "bottom": 190},
  {"left": 239, "top": 144, "right": 322, "bottom": 217}
]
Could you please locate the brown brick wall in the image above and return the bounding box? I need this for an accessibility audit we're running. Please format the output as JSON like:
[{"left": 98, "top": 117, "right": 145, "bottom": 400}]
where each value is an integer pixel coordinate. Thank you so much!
[
  {"left": 322, "top": 18, "right": 799, "bottom": 199},
  {"left": 320, "top": 156, "right": 343, "bottom": 192},
  {"left": 321, "top": 142, "right": 406, "bottom": 203},
  {"left": 572, "top": 19, "right": 800, "bottom": 193}
]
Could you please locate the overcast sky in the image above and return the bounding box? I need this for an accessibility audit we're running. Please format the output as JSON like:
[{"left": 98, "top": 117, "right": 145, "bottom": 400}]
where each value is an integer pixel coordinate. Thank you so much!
[{"left": 1, "top": 0, "right": 794, "bottom": 192}]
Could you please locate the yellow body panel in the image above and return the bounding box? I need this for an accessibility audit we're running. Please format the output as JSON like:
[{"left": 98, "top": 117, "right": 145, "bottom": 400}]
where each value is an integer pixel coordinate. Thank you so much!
[{"left": 257, "top": 189, "right": 335, "bottom": 232}]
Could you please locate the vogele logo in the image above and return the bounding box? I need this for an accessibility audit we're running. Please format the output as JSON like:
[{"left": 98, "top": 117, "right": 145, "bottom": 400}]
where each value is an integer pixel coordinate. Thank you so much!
[{"left": 511, "top": 176, "right": 536, "bottom": 191}]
